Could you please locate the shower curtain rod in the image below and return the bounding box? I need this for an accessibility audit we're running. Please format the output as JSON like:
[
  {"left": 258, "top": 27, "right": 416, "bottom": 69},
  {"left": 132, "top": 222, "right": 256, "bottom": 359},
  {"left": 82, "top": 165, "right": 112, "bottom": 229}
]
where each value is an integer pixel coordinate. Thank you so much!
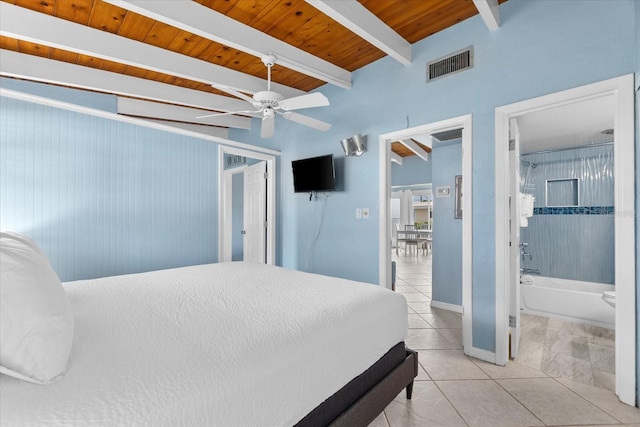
[{"left": 521, "top": 140, "right": 613, "bottom": 157}]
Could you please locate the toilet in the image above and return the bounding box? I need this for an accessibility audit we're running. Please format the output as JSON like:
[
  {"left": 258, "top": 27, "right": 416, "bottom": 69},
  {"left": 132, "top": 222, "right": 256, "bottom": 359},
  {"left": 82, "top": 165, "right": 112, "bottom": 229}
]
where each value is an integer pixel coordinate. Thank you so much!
[{"left": 602, "top": 291, "right": 616, "bottom": 308}]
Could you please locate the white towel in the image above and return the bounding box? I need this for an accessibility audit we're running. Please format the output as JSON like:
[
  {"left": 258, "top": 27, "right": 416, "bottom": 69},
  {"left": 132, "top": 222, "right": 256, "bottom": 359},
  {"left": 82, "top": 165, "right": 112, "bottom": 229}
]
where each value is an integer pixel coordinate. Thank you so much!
[
  {"left": 520, "top": 216, "right": 528, "bottom": 227},
  {"left": 521, "top": 193, "right": 535, "bottom": 218}
]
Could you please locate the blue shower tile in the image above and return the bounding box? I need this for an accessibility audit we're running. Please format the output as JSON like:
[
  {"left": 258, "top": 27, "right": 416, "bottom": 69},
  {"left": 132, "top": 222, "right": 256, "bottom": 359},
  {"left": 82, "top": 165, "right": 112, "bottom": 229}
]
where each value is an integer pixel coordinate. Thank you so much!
[{"left": 532, "top": 206, "right": 614, "bottom": 215}]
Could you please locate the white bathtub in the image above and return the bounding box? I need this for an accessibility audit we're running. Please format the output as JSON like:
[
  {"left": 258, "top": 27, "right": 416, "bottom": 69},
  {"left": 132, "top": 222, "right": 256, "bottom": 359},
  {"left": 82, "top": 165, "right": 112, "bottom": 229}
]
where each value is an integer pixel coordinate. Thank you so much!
[{"left": 520, "top": 276, "right": 614, "bottom": 329}]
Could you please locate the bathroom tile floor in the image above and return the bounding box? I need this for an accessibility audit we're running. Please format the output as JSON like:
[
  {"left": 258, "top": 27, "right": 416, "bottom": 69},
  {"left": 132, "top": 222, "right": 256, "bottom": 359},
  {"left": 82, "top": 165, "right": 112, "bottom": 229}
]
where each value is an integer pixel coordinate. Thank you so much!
[
  {"left": 515, "top": 313, "right": 616, "bottom": 393},
  {"left": 371, "top": 253, "right": 640, "bottom": 426}
]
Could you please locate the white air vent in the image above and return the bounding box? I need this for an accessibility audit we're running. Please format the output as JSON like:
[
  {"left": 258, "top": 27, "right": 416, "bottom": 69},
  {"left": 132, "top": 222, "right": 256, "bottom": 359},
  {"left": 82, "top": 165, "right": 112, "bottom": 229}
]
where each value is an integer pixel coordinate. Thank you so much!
[{"left": 427, "top": 47, "right": 473, "bottom": 82}]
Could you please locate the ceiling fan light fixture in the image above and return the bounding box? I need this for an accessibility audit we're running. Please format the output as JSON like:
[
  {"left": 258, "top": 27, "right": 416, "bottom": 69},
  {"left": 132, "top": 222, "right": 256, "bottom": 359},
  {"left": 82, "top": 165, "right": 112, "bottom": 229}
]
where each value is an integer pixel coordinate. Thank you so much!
[{"left": 263, "top": 107, "right": 275, "bottom": 119}]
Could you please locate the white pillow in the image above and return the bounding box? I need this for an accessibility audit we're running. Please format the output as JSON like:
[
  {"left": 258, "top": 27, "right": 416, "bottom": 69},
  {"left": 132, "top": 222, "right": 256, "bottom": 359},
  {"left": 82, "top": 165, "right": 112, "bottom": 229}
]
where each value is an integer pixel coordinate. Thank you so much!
[{"left": 0, "top": 232, "right": 74, "bottom": 384}]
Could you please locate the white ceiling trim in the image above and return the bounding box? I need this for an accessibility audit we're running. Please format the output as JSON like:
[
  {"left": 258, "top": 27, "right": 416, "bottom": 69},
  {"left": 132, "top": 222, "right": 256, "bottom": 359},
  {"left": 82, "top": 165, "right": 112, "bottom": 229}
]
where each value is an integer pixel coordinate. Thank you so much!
[
  {"left": 140, "top": 118, "right": 229, "bottom": 139},
  {"left": 472, "top": 0, "right": 500, "bottom": 31},
  {"left": 0, "top": 87, "right": 280, "bottom": 155},
  {"left": 412, "top": 134, "right": 434, "bottom": 147},
  {"left": 305, "top": 0, "right": 411, "bottom": 65},
  {"left": 102, "top": 0, "right": 351, "bottom": 89},
  {"left": 0, "top": 2, "right": 303, "bottom": 98},
  {"left": 0, "top": 50, "right": 249, "bottom": 113},
  {"left": 390, "top": 151, "right": 403, "bottom": 165},
  {"left": 399, "top": 139, "right": 430, "bottom": 161},
  {"left": 116, "top": 97, "right": 252, "bottom": 129}
]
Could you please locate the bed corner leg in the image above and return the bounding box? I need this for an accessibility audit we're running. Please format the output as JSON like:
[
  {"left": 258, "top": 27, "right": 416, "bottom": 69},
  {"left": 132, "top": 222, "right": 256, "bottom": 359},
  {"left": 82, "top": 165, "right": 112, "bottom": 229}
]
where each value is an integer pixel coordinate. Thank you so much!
[{"left": 406, "top": 381, "right": 414, "bottom": 399}]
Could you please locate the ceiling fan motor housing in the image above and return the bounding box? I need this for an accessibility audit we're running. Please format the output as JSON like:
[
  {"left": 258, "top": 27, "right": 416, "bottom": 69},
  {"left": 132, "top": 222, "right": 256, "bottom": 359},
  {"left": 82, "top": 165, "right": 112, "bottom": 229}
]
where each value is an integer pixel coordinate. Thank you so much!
[{"left": 253, "top": 90, "right": 284, "bottom": 109}]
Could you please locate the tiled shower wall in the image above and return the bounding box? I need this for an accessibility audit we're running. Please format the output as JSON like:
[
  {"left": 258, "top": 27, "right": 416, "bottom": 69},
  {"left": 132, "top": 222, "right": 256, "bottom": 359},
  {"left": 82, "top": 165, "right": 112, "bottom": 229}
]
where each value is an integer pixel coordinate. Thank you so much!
[{"left": 520, "top": 144, "right": 614, "bottom": 285}]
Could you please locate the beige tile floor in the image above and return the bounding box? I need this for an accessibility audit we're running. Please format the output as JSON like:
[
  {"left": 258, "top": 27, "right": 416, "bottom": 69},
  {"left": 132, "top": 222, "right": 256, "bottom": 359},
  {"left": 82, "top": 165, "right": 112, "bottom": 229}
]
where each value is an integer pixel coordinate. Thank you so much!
[
  {"left": 369, "top": 253, "right": 640, "bottom": 427},
  {"left": 515, "top": 313, "right": 616, "bottom": 393}
]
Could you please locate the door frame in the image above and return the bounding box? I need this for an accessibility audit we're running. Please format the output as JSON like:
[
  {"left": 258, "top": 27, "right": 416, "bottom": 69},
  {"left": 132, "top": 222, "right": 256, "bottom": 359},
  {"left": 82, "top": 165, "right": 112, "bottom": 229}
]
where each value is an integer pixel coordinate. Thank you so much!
[
  {"left": 218, "top": 145, "right": 277, "bottom": 265},
  {"left": 494, "top": 74, "right": 635, "bottom": 405},
  {"left": 222, "top": 164, "right": 247, "bottom": 262},
  {"left": 378, "top": 114, "right": 478, "bottom": 359}
]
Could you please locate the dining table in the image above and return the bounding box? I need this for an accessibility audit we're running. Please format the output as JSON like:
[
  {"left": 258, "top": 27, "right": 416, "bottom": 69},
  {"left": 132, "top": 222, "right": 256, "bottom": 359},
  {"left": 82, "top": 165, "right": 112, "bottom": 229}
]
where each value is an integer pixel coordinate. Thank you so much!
[{"left": 396, "top": 228, "right": 432, "bottom": 255}]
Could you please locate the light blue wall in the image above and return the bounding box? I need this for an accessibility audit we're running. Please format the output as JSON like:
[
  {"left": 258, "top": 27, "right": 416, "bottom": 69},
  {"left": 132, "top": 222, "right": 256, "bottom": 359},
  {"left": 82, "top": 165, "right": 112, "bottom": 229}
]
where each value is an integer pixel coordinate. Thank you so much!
[
  {"left": 520, "top": 145, "right": 614, "bottom": 284},
  {"left": 231, "top": 0, "right": 636, "bottom": 352},
  {"left": 391, "top": 155, "right": 432, "bottom": 186},
  {"left": 231, "top": 172, "right": 244, "bottom": 261},
  {"left": 431, "top": 143, "right": 463, "bottom": 306},
  {"left": 0, "top": 96, "right": 219, "bottom": 282}
]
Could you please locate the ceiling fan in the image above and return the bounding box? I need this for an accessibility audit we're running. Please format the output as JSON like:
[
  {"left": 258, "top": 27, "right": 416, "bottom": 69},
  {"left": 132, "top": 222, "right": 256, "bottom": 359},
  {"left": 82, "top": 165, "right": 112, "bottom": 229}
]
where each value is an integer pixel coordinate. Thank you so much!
[{"left": 197, "top": 54, "right": 331, "bottom": 138}]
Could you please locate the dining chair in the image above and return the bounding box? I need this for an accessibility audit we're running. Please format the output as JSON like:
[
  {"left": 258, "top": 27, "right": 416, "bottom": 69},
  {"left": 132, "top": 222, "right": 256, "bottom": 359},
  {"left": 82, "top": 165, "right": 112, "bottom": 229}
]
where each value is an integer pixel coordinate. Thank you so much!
[
  {"left": 395, "top": 223, "right": 405, "bottom": 255},
  {"left": 404, "top": 225, "right": 420, "bottom": 256}
]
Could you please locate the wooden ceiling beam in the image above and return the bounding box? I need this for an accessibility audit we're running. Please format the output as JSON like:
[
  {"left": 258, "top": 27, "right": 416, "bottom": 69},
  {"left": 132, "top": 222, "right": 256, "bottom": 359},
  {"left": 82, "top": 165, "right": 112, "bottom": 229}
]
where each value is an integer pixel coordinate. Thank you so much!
[
  {"left": 390, "top": 151, "right": 403, "bottom": 165},
  {"left": 102, "top": 0, "right": 352, "bottom": 89},
  {"left": 0, "top": 49, "right": 249, "bottom": 113},
  {"left": 0, "top": 2, "right": 303, "bottom": 98},
  {"left": 399, "top": 139, "right": 430, "bottom": 161},
  {"left": 116, "top": 97, "right": 252, "bottom": 129},
  {"left": 472, "top": 0, "right": 500, "bottom": 31},
  {"left": 140, "top": 119, "right": 229, "bottom": 139},
  {"left": 1, "top": 86, "right": 280, "bottom": 155},
  {"left": 411, "top": 136, "right": 434, "bottom": 152},
  {"left": 305, "top": 0, "right": 411, "bottom": 65}
]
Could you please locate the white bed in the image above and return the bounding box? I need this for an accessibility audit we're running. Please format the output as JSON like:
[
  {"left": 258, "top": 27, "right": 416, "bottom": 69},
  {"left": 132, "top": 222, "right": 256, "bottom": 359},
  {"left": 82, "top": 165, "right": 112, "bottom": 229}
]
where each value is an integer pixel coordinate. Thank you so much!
[{"left": 0, "top": 262, "right": 409, "bottom": 426}]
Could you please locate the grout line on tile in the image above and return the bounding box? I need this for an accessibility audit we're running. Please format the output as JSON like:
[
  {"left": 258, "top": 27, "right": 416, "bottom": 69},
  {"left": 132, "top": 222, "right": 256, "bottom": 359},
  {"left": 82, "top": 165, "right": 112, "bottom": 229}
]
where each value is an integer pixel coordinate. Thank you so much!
[
  {"left": 550, "top": 376, "right": 628, "bottom": 424},
  {"left": 382, "top": 408, "right": 391, "bottom": 427},
  {"left": 431, "top": 380, "right": 471, "bottom": 427},
  {"left": 491, "top": 378, "right": 548, "bottom": 427}
]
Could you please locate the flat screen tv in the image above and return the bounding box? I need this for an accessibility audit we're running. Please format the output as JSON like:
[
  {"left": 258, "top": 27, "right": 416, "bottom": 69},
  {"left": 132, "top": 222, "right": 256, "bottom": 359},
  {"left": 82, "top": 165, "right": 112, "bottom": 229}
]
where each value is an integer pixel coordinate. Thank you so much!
[{"left": 291, "top": 154, "right": 336, "bottom": 193}]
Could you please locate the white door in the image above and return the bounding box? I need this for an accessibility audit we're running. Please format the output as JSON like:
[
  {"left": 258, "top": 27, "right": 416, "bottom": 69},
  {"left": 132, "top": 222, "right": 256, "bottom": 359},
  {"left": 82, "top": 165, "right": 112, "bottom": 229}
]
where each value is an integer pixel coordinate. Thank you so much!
[
  {"left": 243, "top": 161, "right": 267, "bottom": 263},
  {"left": 509, "top": 118, "right": 521, "bottom": 359}
]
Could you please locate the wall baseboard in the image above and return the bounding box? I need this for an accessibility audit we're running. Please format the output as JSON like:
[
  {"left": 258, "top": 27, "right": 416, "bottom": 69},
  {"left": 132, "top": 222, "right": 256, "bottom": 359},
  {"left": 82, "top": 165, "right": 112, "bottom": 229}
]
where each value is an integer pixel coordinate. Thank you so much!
[{"left": 430, "top": 300, "right": 463, "bottom": 313}]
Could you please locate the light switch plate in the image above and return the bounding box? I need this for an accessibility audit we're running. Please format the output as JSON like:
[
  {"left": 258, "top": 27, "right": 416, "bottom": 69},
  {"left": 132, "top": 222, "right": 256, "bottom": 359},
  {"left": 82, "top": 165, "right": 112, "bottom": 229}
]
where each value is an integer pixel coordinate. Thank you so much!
[
  {"left": 436, "top": 186, "right": 451, "bottom": 197},
  {"left": 362, "top": 208, "right": 369, "bottom": 219},
  {"left": 355, "top": 208, "right": 362, "bottom": 219}
]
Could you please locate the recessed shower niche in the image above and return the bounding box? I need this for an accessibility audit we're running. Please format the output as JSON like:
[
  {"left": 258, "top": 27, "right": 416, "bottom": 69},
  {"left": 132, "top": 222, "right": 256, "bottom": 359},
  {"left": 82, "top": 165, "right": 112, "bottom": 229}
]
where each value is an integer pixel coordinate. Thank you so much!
[{"left": 545, "top": 178, "right": 578, "bottom": 207}]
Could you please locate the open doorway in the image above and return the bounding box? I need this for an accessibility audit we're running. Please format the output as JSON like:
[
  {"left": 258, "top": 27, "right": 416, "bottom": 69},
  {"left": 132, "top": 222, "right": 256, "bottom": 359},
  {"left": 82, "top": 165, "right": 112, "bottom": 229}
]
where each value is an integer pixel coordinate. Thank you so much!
[
  {"left": 223, "top": 159, "right": 268, "bottom": 262},
  {"left": 379, "top": 114, "right": 483, "bottom": 360},
  {"left": 218, "top": 145, "right": 277, "bottom": 265},
  {"left": 495, "top": 74, "right": 635, "bottom": 405}
]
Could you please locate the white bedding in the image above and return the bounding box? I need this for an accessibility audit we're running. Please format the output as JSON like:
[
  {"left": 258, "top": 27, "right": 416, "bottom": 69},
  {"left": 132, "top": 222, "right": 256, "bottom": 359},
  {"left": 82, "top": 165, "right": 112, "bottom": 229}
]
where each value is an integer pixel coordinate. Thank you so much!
[{"left": 0, "top": 262, "right": 407, "bottom": 426}]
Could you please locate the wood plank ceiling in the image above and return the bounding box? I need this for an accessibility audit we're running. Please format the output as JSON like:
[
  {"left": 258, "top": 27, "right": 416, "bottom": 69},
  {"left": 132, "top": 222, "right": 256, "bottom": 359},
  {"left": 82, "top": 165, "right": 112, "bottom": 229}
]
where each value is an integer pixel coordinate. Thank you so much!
[
  {"left": 0, "top": 0, "right": 506, "bottom": 153},
  {"left": 392, "top": 140, "right": 432, "bottom": 158}
]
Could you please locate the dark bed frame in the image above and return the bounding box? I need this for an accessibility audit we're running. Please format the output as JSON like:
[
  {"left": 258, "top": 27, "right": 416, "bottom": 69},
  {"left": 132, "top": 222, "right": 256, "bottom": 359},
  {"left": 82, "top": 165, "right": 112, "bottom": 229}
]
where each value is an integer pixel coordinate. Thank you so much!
[{"left": 295, "top": 343, "right": 418, "bottom": 427}]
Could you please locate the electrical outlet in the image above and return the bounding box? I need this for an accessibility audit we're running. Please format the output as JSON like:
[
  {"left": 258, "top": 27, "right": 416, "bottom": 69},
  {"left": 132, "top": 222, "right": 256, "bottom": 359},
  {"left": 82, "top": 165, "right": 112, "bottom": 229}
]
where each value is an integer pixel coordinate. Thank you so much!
[
  {"left": 355, "top": 208, "right": 362, "bottom": 219},
  {"left": 362, "top": 208, "right": 369, "bottom": 219}
]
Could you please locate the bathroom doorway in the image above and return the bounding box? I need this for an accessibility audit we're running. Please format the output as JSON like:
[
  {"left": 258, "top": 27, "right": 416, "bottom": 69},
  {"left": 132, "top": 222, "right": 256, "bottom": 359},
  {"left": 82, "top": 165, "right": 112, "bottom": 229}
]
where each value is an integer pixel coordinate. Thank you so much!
[{"left": 495, "top": 75, "right": 635, "bottom": 405}]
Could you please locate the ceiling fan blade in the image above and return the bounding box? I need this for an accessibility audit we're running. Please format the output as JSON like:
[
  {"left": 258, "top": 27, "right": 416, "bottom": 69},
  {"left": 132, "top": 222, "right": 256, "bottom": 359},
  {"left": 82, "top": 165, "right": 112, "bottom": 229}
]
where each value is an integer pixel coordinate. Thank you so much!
[
  {"left": 212, "top": 84, "right": 256, "bottom": 104},
  {"left": 261, "top": 115, "right": 275, "bottom": 138},
  {"left": 279, "top": 92, "right": 330, "bottom": 111},
  {"left": 283, "top": 112, "right": 331, "bottom": 131},
  {"left": 196, "top": 110, "right": 258, "bottom": 119}
]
